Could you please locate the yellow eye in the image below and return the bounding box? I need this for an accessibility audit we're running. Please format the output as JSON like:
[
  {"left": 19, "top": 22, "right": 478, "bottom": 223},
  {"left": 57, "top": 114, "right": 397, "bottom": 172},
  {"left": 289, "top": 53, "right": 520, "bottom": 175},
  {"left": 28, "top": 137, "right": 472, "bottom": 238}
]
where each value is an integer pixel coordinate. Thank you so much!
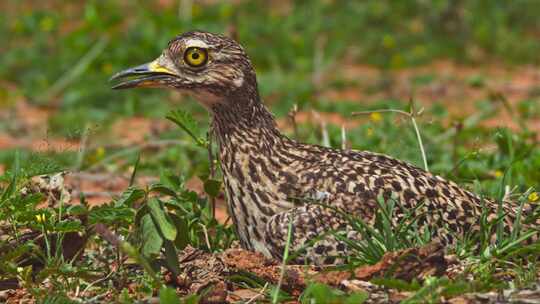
[{"left": 184, "top": 47, "right": 208, "bottom": 67}]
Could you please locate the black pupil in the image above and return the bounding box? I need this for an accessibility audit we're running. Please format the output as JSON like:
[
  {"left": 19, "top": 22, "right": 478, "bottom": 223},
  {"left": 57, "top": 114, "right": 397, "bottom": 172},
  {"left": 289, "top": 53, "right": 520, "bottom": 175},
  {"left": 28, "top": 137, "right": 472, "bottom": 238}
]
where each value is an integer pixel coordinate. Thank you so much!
[{"left": 191, "top": 52, "right": 200, "bottom": 60}]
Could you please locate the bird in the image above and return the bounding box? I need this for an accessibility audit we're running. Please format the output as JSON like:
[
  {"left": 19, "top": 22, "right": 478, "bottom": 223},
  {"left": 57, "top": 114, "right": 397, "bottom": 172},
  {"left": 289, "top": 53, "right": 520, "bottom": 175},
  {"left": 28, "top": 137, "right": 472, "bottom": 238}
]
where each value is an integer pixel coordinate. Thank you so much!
[{"left": 110, "top": 31, "right": 532, "bottom": 265}]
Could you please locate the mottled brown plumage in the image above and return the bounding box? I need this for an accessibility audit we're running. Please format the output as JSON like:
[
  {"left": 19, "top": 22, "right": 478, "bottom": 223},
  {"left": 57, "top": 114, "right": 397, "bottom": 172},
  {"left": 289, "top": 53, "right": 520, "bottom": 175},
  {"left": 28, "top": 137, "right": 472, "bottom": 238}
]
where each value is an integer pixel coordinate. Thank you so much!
[{"left": 111, "top": 31, "right": 532, "bottom": 265}]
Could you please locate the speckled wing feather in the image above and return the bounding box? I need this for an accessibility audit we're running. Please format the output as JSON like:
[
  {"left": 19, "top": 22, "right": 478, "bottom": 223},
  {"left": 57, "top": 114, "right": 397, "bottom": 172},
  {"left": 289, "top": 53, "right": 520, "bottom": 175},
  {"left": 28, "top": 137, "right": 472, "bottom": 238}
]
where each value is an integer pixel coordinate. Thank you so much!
[{"left": 259, "top": 143, "right": 505, "bottom": 264}]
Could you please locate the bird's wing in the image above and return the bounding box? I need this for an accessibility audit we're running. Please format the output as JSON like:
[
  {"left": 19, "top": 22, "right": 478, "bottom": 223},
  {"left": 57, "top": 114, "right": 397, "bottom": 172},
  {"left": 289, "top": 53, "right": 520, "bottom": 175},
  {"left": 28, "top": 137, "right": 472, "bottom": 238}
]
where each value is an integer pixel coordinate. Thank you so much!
[{"left": 265, "top": 203, "right": 358, "bottom": 265}]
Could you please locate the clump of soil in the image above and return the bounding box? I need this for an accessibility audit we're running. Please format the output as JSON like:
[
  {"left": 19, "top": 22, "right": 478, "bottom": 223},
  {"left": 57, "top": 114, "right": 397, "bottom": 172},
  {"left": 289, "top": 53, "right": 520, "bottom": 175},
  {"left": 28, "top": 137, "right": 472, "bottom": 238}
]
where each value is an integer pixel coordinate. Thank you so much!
[{"left": 166, "top": 242, "right": 450, "bottom": 303}]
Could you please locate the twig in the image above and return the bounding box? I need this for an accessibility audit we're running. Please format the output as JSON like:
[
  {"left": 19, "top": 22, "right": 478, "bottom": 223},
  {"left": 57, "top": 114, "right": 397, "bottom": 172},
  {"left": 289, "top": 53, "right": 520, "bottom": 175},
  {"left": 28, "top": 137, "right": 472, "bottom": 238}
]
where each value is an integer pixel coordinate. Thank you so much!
[
  {"left": 502, "top": 185, "right": 516, "bottom": 203},
  {"left": 83, "top": 291, "right": 110, "bottom": 303},
  {"left": 74, "top": 123, "right": 90, "bottom": 172},
  {"left": 411, "top": 115, "right": 428, "bottom": 172},
  {"left": 73, "top": 123, "right": 90, "bottom": 197},
  {"left": 313, "top": 110, "right": 330, "bottom": 147},
  {"left": 199, "top": 223, "right": 212, "bottom": 251},
  {"left": 287, "top": 104, "right": 299, "bottom": 140},
  {"left": 341, "top": 124, "right": 347, "bottom": 150},
  {"left": 321, "top": 121, "right": 330, "bottom": 147},
  {"left": 80, "top": 269, "right": 116, "bottom": 297},
  {"left": 245, "top": 282, "right": 269, "bottom": 304},
  {"left": 352, "top": 106, "right": 429, "bottom": 171},
  {"left": 272, "top": 216, "right": 294, "bottom": 304}
]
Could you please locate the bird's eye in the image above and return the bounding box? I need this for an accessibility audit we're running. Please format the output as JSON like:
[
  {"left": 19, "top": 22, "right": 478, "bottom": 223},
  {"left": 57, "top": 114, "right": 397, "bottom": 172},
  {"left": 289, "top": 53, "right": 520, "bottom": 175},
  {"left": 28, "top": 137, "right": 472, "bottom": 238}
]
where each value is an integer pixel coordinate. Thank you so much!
[{"left": 184, "top": 47, "right": 208, "bottom": 67}]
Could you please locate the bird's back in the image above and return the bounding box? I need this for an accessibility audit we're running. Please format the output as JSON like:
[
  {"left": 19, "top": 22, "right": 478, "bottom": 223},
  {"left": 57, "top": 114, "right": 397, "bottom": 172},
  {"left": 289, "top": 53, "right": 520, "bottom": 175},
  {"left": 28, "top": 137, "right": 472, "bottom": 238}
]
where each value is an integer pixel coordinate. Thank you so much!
[{"left": 271, "top": 139, "right": 519, "bottom": 247}]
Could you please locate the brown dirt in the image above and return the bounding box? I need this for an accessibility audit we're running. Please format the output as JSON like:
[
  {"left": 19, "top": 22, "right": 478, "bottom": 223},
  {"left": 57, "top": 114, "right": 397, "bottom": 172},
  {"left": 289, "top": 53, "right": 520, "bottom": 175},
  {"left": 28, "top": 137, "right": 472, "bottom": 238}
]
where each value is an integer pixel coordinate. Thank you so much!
[
  {"left": 1, "top": 288, "right": 34, "bottom": 304},
  {"left": 160, "top": 242, "right": 540, "bottom": 303},
  {"left": 164, "top": 242, "right": 450, "bottom": 303},
  {"left": 354, "top": 242, "right": 448, "bottom": 281},
  {"left": 111, "top": 117, "right": 171, "bottom": 146}
]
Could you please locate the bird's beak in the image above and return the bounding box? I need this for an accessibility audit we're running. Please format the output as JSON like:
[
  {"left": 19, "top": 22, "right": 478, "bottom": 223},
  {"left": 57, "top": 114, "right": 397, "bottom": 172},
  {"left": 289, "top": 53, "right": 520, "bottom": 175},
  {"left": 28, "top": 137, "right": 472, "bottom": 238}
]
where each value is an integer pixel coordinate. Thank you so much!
[{"left": 110, "top": 59, "right": 177, "bottom": 89}]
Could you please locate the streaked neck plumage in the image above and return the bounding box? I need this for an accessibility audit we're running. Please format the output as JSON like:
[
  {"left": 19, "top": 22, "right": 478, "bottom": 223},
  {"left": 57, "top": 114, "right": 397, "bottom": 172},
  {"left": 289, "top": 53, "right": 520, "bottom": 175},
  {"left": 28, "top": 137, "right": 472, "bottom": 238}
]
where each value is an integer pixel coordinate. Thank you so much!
[{"left": 209, "top": 79, "right": 295, "bottom": 253}]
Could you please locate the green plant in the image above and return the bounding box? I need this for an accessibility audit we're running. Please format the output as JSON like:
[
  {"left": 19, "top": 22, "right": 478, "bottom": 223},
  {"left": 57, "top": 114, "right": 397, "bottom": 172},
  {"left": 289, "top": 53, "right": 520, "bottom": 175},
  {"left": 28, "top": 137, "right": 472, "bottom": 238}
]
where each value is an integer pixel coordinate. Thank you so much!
[
  {"left": 0, "top": 154, "right": 89, "bottom": 299},
  {"left": 300, "top": 283, "right": 368, "bottom": 304}
]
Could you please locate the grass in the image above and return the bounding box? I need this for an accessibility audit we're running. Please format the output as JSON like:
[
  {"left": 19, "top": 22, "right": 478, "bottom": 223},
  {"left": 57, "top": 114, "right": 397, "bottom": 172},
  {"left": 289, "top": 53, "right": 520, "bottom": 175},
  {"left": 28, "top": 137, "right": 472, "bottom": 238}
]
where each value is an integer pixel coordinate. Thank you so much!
[{"left": 1, "top": 0, "right": 540, "bottom": 302}]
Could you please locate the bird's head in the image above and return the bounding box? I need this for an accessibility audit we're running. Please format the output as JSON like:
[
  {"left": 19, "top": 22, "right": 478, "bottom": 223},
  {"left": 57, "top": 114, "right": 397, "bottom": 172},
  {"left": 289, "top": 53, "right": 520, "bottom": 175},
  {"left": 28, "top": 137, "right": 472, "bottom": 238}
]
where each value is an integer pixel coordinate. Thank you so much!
[{"left": 110, "top": 31, "right": 257, "bottom": 108}]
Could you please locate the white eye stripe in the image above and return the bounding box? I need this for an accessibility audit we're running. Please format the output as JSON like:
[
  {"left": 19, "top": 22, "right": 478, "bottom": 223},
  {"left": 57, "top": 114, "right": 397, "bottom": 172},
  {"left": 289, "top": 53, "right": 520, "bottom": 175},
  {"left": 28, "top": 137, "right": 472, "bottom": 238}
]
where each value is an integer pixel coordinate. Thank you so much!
[{"left": 184, "top": 39, "right": 210, "bottom": 49}]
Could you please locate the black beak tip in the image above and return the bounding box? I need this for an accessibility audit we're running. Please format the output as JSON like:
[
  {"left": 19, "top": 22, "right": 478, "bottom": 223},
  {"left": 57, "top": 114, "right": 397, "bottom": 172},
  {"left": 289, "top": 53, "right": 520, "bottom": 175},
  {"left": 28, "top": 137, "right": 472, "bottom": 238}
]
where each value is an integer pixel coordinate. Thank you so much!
[
  {"left": 109, "top": 73, "right": 127, "bottom": 89},
  {"left": 109, "top": 64, "right": 154, "bottom": 88}
]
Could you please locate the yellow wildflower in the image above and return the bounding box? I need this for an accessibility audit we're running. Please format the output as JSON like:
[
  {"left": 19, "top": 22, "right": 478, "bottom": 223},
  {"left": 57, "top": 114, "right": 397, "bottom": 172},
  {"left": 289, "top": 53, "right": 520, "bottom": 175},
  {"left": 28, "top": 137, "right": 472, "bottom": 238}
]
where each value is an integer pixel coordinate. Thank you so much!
[
  {"left": 529, "top": 192, "right": 539, "bottom": 202},
  {"left": 36, "top": 214, "right": 46, "bottom": 223},
  {"left": 366, "top": 127, "right": 374, "bottom": 137},
  {"left": 369, "top": 112, "right": 382, "bottom": 123},
  {"left": 494, "top": 170, "right": 503, "bottom": 178}
]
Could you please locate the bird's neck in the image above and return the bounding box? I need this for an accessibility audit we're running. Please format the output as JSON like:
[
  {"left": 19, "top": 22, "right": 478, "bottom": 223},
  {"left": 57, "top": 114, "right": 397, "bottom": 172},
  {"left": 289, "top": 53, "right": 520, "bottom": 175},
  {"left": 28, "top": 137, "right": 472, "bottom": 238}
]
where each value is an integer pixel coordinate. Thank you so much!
[
  {"left": 210, "top": 88, "right": 281, "bottom": 145},
  {"left": 210, "top": 91, "right": 295, "bottom": 252}
]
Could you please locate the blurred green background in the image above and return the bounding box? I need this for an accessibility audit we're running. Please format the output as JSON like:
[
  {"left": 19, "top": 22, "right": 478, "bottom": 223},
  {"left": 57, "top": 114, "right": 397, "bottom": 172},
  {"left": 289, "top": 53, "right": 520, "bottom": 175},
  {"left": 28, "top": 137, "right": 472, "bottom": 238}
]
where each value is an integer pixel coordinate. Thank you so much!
[{"left": 1, "top": 0, "right": 539, "bottom": 197}]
